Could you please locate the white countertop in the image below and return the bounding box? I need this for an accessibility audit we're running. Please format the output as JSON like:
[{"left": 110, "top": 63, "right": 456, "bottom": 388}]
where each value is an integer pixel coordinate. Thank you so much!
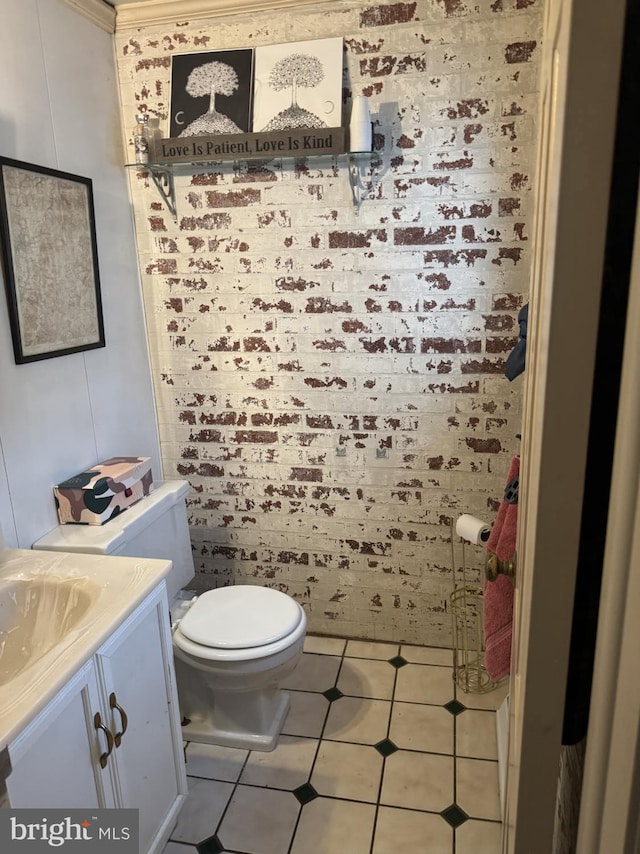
[{"left": 0, "top": 548, "right": 171, "bottom": 748}]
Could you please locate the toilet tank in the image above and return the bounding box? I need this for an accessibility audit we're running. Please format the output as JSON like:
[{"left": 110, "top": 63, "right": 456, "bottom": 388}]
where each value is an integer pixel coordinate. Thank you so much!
[{"left": 32, "top": 480, "right": 195, "bottom": 602}]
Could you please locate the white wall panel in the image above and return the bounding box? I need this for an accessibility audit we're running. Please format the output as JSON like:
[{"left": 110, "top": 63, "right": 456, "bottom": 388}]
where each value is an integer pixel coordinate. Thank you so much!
[{"left": 0, "top": 0, "right": 160, "bottom": 548}]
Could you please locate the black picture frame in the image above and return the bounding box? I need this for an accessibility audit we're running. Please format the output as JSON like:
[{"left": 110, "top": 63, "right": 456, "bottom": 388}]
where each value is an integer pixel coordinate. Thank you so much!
[{"left": 0, "top": 156, "right": 105, "bottom": 364}]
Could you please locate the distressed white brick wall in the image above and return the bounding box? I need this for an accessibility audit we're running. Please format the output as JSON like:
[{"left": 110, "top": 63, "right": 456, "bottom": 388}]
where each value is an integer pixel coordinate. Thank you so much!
[{"left": 114, "top": 0, "right": 541, "bottom": 644}]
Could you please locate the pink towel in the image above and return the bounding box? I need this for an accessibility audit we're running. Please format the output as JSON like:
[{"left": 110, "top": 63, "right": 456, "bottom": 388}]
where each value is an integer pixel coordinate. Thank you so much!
[
  {"left": 484, "top": 575, "right": 514, "bottom": 681},
  {"left": 484, "top": 455, "right": 519, "bottom": 681},
  {"left": 485, "top": 454, "right": 519, "bottom": 561}
]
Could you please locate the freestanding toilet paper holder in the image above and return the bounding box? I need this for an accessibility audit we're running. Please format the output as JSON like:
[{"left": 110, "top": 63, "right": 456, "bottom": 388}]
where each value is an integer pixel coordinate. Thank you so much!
[{"left": 449, "top": 517, "right": 498, "bottom": 694}]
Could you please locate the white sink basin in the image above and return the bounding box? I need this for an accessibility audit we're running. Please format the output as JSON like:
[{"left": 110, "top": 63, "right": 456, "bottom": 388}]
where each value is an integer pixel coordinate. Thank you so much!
[
  {"left": 0, "top": 576, "right": 99, "bottom": 686},
  {"left": 0, "top": 547, "right": 172, "bottom": 748}
]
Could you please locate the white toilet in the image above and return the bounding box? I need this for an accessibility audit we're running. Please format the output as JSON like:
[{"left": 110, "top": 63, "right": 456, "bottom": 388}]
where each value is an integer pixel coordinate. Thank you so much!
[{"left": 32, "top": 480, "right": 307, "bottom": 752}]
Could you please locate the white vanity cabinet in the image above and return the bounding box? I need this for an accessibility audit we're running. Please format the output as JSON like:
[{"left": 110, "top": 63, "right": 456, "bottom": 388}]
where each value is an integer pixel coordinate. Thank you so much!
[
  {"left": 6, "top": 660, "right": 111, "bottom": 809},
  {"left": 6, "top": 583, "right": 187, "bottom": 854},
  {"left": 96, "top": 589, "right": 187, "bottom": 850}
]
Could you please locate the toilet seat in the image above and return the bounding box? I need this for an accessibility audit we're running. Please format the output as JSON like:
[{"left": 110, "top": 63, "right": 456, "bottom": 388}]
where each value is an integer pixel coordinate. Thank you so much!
[{"left": 173, "top": 585, "right": 306, "bottom": 662}]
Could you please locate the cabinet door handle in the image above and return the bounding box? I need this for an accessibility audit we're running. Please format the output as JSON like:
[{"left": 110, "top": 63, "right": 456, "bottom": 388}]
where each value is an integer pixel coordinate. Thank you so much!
[
  {"left": 109, "top": 692, "right": 128, "bottom": 748},
  {"left": 93, "top": 712, "right": 114, "bottom": 768}
]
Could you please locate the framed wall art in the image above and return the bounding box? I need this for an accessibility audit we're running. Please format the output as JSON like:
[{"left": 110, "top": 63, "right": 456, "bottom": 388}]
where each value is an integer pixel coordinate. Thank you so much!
[
  {"left": 0, "top": 157, "right": 105, "bottom": 364},
  {"left": 252, "top": 37, "right": 343, "bottom": 133},
  {"left": 169, "top": 48, "right": 255, "bottom": 137}
]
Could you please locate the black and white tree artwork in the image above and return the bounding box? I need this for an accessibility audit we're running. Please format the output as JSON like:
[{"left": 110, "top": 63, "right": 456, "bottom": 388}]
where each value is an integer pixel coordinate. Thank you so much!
[
  {"left": 252, "top": 38, "right": 343, "bottom": 133},
  {"left": 169, "top": 49, "right": 254, "bottom": 137},
  {"left": 262, "top": 53, "right": 326, "bottom": 131},
  {"left": 179, "top": 61, "right": 241, "bottom": 135}
]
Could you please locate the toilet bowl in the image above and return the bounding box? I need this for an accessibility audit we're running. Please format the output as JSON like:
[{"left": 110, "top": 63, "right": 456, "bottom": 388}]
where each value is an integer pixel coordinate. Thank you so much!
[
  {"left": 32, "top": 480, "right": 306, "bottom": 751},
  {"left": 173, "top": 585, "right": 306, "bottom": 750}
]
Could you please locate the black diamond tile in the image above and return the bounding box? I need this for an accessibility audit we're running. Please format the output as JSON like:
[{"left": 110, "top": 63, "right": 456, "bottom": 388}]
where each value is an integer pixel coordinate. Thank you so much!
[
  {"left": 293, "top": 782, "right": 319, "bottom": 805},
  {"left": 374, "top": 738, "right": 399, "bottom": 757},
  {"left": 440, "top": 804, "right": 469, "bottom": 829},
  {"left": 388, "top": 655, "right": 408, "bottom": 669},
  {"left": 323, "top": 687, "right": 344, "bottom": 702},
  {"left": 197, "top": 834, "right": 224, "bottom": 854},
  {"left": 444, "top": 699, "right": 466, "bottom": 716}
]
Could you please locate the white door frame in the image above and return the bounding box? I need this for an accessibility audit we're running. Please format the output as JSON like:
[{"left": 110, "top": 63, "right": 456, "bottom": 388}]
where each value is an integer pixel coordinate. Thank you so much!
[
  {"left": 576, "top": 189, "right": 640, "bottom": 854},
  {"left": 503, "top": 0, "right": 627, "bottom": 850}
]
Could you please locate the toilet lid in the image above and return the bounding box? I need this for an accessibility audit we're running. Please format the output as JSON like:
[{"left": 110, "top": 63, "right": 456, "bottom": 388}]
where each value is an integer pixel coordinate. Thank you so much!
[{"left": 178, "top": 585, "right": 302, "bottom": 649}]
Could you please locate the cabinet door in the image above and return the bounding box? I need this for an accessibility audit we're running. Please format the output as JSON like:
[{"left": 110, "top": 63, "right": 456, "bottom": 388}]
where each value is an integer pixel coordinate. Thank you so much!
[
  {"left": 7, "top": 660, "right": 115, "bottom": 809},
  {"left": 96, "top": 587, "right": 186, "bottom": 853}
]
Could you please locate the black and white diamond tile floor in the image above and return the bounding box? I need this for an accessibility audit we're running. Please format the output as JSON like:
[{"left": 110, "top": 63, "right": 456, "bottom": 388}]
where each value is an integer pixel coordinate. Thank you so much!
[{"left": 163, "top": 636, "right": 508, "bottom": 854}]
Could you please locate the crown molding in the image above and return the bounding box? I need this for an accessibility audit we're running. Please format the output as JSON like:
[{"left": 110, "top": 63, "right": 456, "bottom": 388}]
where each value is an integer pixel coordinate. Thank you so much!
[
  {"left": 62, "top": 0, "right": 116, "bottom": 33},
  {"left": 113, "top": 0, "right": 333, "bottom": 29}
]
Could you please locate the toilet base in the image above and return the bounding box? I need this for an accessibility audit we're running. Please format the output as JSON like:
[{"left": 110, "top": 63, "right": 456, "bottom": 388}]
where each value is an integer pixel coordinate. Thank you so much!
[{"left": 180, "top": 689, "right": 291, "bottom": 752}]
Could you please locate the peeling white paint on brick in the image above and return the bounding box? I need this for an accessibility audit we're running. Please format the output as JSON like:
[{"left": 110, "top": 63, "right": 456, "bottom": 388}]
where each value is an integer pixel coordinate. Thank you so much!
[{"left": 115, "top": 0, "right": 541, "bottom": 646}]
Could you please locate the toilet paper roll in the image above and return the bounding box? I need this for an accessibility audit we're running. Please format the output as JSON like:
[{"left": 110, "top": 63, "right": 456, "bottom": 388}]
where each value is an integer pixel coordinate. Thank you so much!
[{"left": 455, "top": 514, "right": 491, "bottom": 544}]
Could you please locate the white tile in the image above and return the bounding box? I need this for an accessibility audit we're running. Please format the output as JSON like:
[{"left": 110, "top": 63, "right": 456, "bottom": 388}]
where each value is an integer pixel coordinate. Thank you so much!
[
  {"left": 401, "top": 644, "right": 453, "bottom": 666},
  {"left": 380, "top": 750, "right": 454, "bottom": 812},
  {"left": 171, "top": 777, "right": 234, "bottom": 844},
  {"left": 456, "top": 709, "right": 498, "bottom": 760},
  {"left": 394, "top": 663, "right": 456, "bottom": 705},
  {"left": 389, "top": 701, "right": 454, "bottom": 755},
  {"left": 185, "top": 741, "right": 248, "bottom": 782},
  {"left": 218, "top": 785, "right": 300, "bottom": 854},
  {"left": 345, "top": 639, "right": 399, "bottom": 659},
  {"left": 291, "top": 797, "right": 376, "bottom": 854},
  {"left": 311, "top": 740, "right": 383, "bottom": 802},
  {"left": 323, "top": 696, "right": 391, "bottom": 744},
  {"left": 282, "top": 690, "right": 329, "bottom": 738},
  {"left": 456, "top": 819, "right": 503, "bottom": 854},
  {"left": 281, "top": 652, "right": 341, "bottom": 692},
  {"left": 304, "top": 635, "right": 346, "bottom": 655},
  {"left": 337, "top": 657, "right": 396, "bottom": 700},
  {"left": 456, "top": 758, "right": 501, "bottom": 821},
  {"left": 162, "top": 844, "right": 194, "bottom": 854},
  {"left": 373, "top": 806, "right": 453, "bottom": 854},
  {"left": 240, "top": 735, "right": 318, "bottom": 789},
  {"left": 459, "top": 680, "right": 509, "bottom": 711}
]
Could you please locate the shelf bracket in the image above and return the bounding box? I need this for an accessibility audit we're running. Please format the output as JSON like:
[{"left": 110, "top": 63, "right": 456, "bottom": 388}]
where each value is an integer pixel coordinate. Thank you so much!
[
  {"left": 148, "top": 167, "right": 177, "bottom": 222},
  {"left": 347, "top": 155, "right": 366, "bottom": 215},
  {"left": 126, "top": 145, "right": 376, "bottom": 220}
]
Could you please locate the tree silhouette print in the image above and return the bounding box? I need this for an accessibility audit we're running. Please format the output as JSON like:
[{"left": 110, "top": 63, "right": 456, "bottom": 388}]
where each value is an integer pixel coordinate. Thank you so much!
[
  {"left": 261, "top": 53, "right": 328, "bottom": 131},
  {"left": 178, "top": 61, "right": 243, "bottom": 136}
]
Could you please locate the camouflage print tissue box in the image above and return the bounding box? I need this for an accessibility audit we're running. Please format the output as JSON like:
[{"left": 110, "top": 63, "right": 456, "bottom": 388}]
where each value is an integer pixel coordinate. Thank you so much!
[{"left": 54, "top": 456, "right": 153, "bottom": 525}]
